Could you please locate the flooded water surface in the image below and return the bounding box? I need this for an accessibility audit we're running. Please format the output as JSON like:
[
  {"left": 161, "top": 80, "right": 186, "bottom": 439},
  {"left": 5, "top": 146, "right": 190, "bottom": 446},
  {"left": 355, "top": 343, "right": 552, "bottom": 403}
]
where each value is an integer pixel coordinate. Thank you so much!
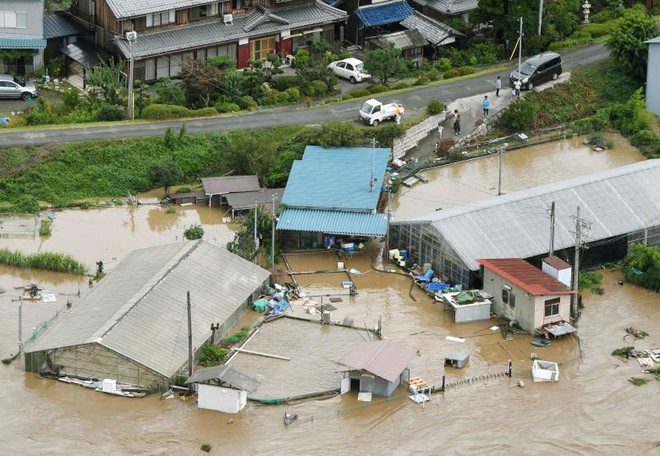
[{"left": 0, "top": 136, "right": 658, "bottom": 454}]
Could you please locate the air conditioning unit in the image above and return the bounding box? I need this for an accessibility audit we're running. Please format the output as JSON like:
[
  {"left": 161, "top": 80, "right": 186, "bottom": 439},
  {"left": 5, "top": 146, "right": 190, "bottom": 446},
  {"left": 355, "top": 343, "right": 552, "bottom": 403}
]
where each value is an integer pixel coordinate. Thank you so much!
[
  {"left": 223, "top": 14, "right": 233, "bottom": 25},
  {"left": 125, "top": 31, "right": 137, "bottom": 41}
]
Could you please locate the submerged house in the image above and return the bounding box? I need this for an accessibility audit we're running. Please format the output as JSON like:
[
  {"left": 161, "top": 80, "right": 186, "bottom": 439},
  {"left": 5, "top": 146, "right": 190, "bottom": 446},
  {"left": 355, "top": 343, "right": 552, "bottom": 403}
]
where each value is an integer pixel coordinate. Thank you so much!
[
  {"left": 338, "top": 339, "right": 414, "bottom": 397},
  {"left": 187, "top": 364, "right": 261, "bottom": 414},
  {"left": 277, "top": 145, "right": 390, "bottom": 249},
  {"left": 24, "top": 240, "right": 270, "bottom": 387},
  {"left": 478, "top": 258, "right": 575, "bottom": 336}
]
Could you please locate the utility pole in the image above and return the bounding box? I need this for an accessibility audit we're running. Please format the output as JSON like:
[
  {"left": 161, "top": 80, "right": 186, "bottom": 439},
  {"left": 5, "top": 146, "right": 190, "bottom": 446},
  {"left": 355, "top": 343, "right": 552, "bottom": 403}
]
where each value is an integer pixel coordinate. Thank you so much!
[
  {"left": 187, "top": 291, "right": 193, "bottom": 388},
  {"left": 497, "top": 146, "right": 504, "bottom": 196},
  {"left": 254, "top": 199, "right": 259, "bottom": 263},
  {"left": 570, "top": 206, "right": 591, "bottom": 323},
  {"left": 518, "top": 17, "right": 523, "bottom": 75},
  {"left": 548, "top": 201, "right": 556, "bottom": 256},
  {"left": 271, "top": 192, "right": 278, "bottom": 268},
  {"left": 17, "top": 296, "right": 23, "bottom": 355},
  {"left": 538, "top": 0, "right": 544, "bottom": 35},
  {"left": 125, "top": 31, "right": 137, "bottom": 121},
  {"left": 383, "top": 183, "right": 392, "bottom": 260}
]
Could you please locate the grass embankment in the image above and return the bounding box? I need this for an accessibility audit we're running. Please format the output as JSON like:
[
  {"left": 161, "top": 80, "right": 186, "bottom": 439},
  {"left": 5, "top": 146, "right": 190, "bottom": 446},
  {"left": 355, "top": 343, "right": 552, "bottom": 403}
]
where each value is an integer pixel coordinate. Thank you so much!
[
  {"left": 496, "top": 62, "right": 660, "bottom": 159},
  {"left": 0, "top": 247, "right": 86, "bottom": 275}
]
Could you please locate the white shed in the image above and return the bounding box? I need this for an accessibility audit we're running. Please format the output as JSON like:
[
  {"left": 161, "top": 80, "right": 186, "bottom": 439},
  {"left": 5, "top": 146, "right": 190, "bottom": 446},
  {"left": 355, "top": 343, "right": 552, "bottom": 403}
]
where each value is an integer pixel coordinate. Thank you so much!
[
  {"left": 187, "top": 365, "right": 261, "bottom": 414},
  {"left": 541, "top": 256, "right": 572, "bottom": 288},
  {"left": 646, "top": 37, "right": 660, "bottom": 115}
]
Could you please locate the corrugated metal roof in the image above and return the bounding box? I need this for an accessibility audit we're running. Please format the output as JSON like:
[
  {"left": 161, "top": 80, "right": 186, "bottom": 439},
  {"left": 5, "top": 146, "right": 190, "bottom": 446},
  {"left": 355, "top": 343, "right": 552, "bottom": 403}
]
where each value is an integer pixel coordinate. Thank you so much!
[
  {"left": 401, "top": 11, "right": 459, "bottom": 46},
  {"left": 277, "top": 208, "right": 387, "bottom": 236},
  {"left": 225, "top": 188, "right": 283, "bottom": 212},
  {"left": 106, "top": 0, "right": 214, "bottom": 19},
  {"left": 186, "top": 364, "right": 261, "bottom": 392},
  {"left": 478, "top": 258, "right": 574, "bottom": 295},
  {"left": 60, "top": 40, "right": 111, "bottom": 68},
  {"left": 356, "top": 0, "right": 413, "bottom": 27},
  {"left": 0, "top": 37, "right": 46, "bottom": 49},
  {"left": 425, "top": 0, "right": 479, "bottom": 15},
  {"left": 25, "top": 241, "right": 271, "bottom": 379},
  {"left": 369, "top": 29, "right": 427, "bottom": 51},
  {"left": 281, "top": 146, "right": 390, "bottom": 211},
  {"left": 395, "top": 160, "right": 660, "bottom": 271},
  {"left": 113, "top": 1, "right": 348, "bottom": 59},
  {"left": 43, "top": 14, "right": 85, "bottom": 39},
  {"left": 201, "top": 175, "right": 260, "bottom": 195},
  {"left": 338, "top": 340, "right": 414, "bottom": 382}
]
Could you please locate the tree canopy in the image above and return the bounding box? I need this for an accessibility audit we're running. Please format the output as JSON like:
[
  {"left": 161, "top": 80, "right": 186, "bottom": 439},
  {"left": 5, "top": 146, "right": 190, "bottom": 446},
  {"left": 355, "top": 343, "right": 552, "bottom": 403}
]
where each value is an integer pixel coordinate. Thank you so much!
[
  {"left": 607, "top": 6, "right": 658, "bottom": 82},
  {"left": 364, "top": 44, "right": 407, "bottom": 84}
]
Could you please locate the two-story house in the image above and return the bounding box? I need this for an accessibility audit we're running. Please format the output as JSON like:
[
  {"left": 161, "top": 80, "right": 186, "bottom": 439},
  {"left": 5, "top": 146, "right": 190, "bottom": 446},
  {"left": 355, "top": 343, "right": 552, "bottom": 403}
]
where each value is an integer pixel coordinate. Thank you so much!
[
  {"left": 0, "top": 0, "right": 46, "bottom": 75},
  {"left": 71, "top": 0, "right": 348, "bottom": 82}
]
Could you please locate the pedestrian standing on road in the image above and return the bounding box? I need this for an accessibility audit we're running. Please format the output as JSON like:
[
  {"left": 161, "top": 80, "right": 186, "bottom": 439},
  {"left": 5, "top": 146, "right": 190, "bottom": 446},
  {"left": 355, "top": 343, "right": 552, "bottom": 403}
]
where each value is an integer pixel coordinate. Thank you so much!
[
  {"left": 482, "top": 96, "right": 491, "bottom": 117},
  {"left": 514, "top": 79, "right": 521, "bottom": 98},
  {"left": 453, "top": 109, "right": 461, "bottom": 136},
  {"left": 495, "top": 76, "right": 502, "bottom": 97}
]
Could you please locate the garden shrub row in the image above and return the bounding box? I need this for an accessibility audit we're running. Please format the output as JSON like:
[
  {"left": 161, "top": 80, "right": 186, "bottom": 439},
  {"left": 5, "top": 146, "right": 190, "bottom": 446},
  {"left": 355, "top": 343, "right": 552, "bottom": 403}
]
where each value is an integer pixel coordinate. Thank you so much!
[{"left": 141, "top": 104, "right": 219, "bottom": 120}]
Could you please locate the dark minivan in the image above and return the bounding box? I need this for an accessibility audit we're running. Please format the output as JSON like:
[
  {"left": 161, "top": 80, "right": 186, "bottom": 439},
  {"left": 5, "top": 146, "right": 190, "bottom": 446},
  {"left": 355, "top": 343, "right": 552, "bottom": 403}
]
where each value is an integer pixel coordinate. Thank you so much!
[{"left": 509, "top": 52, "right": 562, "bottom": 90}]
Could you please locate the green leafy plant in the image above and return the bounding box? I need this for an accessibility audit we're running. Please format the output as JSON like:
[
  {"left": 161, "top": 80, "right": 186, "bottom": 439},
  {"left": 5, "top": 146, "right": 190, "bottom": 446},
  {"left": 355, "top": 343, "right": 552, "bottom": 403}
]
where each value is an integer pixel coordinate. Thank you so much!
[
  {"left": 427, "top": 100, "right": 444, "bottom": 115},
  {"left": 199, "top": 343, "right": 228, "bottom": 367},
  {"left": 39, "top": 219, "right": 52, "bottom": 237},
  {"left": 184, "top": 224, "right": 204, "bottom": 240},
  {"left": 0, "top": 248, "right": 86, "bottom": 274}
]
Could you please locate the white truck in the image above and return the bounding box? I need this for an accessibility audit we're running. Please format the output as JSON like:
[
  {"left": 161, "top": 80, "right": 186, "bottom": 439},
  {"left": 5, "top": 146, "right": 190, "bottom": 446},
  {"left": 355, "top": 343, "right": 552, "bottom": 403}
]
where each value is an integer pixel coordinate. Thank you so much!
[{"left": 359, "top": 98, "right": 404, "bottom": 126}]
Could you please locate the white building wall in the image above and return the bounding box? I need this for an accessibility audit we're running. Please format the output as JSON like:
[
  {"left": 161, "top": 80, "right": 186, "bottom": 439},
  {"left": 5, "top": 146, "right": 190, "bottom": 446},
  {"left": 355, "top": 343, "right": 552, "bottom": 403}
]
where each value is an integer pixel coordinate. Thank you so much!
[
  {"left": 532, "top": 294, "right": 571, "bottom": 330},
  {"left": 647, "top": 42, "right": 660, "bottom": 115},
  {"left": 197, "top": 384, "right": 247, "bottom": 414}
]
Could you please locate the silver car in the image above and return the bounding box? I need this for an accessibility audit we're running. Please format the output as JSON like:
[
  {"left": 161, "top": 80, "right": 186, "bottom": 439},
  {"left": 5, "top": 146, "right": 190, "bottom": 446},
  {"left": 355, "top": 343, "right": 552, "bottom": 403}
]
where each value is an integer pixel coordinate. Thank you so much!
[
  {"left": 0, "top": 74, "right": 38, "bottom": 100},
  {"left": 327, "top": 58, "right": 371, "bottom": 84}
]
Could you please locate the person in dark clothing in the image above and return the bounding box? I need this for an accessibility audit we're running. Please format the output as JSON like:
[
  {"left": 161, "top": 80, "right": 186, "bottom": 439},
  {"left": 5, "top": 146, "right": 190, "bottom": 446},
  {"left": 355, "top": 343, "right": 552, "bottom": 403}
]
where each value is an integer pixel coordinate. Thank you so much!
[{"left": 453, "top": 110, "right": 461, "bottom": 135}]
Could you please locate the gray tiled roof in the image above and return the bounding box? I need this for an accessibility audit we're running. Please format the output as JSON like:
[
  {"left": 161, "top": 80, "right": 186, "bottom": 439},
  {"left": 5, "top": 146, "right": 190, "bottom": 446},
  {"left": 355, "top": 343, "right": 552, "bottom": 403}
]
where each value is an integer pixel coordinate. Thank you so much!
[
  {"left": 426, "top": 0, "right": 478, "bottom": 15},
  {"left": 201, "top": 175, "right": 260, "bottom": 195},
  {"left": 244, "top": 5, "right": 290, "bottom": 32},
  {"left": 106, "top": 0, "right": 216, "bottom": 19},
  {"left": 25, "top": 241, "right": 271, "bottom": 379},
  {"left": 114, "top": 1, "right": 348, "bottom": 59},
  {"left": 369, "top": 29, "right": 427, "bottom": 50},
  {"left": 43, "top": 14, "right": 85, "bottom": 39},
  {"left": 401, "top": 11, "right": 459, "bottom": 46}
]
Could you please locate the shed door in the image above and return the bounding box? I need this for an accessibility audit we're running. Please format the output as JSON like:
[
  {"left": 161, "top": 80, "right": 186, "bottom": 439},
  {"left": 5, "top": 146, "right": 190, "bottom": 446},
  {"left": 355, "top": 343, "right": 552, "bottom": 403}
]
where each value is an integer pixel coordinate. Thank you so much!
[
  {"left": 340, "top": 377, "right": 350, "bottom": 394},
  {"left": 360, "top": 374, "right": 375, "bottom": 392}
]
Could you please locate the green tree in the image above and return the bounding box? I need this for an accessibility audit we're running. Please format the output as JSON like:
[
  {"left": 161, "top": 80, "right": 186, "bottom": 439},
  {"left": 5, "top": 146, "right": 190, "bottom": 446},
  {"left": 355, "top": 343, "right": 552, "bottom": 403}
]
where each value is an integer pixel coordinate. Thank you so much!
[
  {"left": 184, "top": 224, "right": 204, "bottom": 240},
  {"left": 85, "top": 57, "right": 126, "bottom": 106},
  {"left": 607, "top": 6, "right": 658, "bottom": 82},
  {"left": 305, "top": 120, "right": 362, "bottom": 147},
  {"left": 180, "top": 59, "right": 222, "bottom": 108},
  {"left": 148, "top": 161, "right": 182, "bottom": 196},
  {"left": 623, "top": 243, "right": 660, "bottom": 291},
  {"left": 155, "top": 78, "right": 185, "bottom": 105},
  {"left": 364, "top": 44, "right": 407, "bottom": 85}
]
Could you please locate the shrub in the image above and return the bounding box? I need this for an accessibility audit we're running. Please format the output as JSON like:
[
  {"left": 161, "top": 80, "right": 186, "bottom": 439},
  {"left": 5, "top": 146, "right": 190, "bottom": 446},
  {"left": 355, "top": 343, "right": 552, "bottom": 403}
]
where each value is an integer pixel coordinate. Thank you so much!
[
  {"left": 310, "top": 80, "right": 328, "bottom": 96},
  {"left": 189, "top": 107, "right": 218, "bottom": 118},
  {"left": 579, "top": 22, "right": 616, "bottom": 38},
  {"left": 623, "top": 243, "right": 660, "bottom": 291},
  {"left": 276, "top": 90, "right": 289, "bottom": 104},
  {"left": 342, "top": 93, "right": 353, "bottom": 100},
  {"left": 435, "top": 58, "right": 452, "bottom": 72},
  {"left": 39, "top": 219, "right": 52, "bottom": 237},
  {"left": 414, "top": 76, "right": 430, "bottom": 86},
  {"left": 62, "top": 89, "right": 81, "bottom": 110},
  {"left": 629, "top": 129, "right": 658, "bottom": 147},
  {"left": 348, "top": 88, "right": 371, "bottom": 98},
  {"left": 457, "top": 66, "right": 475, "bottom": 76},
  {"left": 214, "top": 102, "right": 241, "bottom": 113},
  {"left": 12, "top": 195, "right": 40, "bottom": 214},
  {"left": 393, "top": 82, "right": 410, "bottom": 90},
  {"left": 25, "top": 98, "right": 55, "bottom": 125},
  {"left": 95, "top": 104, "right": 125, "bottom": 122},
  {"left": 273, "top": 76, "right": 296, "bottom": 92},
  {"left": 443, "top": 69, "right": 460, "bottom": 79},
  {"left": 423, "top": 69, "right": 440, "bottom": 81},
  {"left": 369, "top": 84, "right": 388, "bottom": 94},
  {"left": 142, "top": 103, "right": 191, "bottom": 120},
  {"left": 199, "top": 343, "right": 228, "bottom": 367},
  {"left": 285, "top": 87, "right": 300, "bottom": 102},
  {"left": 184, "top": 224, "right": 204, "bottom": 240},
  {"left": 427, "top": 100, "right": 444, "bottom": 115},
  {"left": 239, "top": 95, "right": 258, "bottom": 110}
]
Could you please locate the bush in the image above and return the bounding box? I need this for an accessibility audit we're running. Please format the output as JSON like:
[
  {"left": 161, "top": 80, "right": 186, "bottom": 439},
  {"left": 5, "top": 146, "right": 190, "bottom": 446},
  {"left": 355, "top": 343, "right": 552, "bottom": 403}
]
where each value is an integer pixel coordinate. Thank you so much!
[
  {"left": 457, "top": 66, "right": 475, "bottom": 76},
  {"left": 579, "top": 22, "right": 616, "bottom": 38},
  {"left": 623, "top": 243, "right": 660, "bottom": 291},
  {"left": 142, "top": 103, "right": 192, "bottom": 120},
  {"left": 427, "top": 100, "right": 444, "bottom": 115},
  {"left": 342, "top": 93, "right": 353, "bottom": 100},
  {"left": 443, "top": 69, "right": 460, "bottom": 79},
  {"left": 214, "top": 102, "right": 241, "bottom": 113},
  {"left": 39, "top": 219, "right": 52, "bottom": 237},
  {"left": 629, "top": 129, "right": 658, "bottom": 147},
  {"left": 435, "top": 58, "right": 452, "bottom": 72},
  {"left": 369, "top": 84, "right": 388, "bottom": 94},
  {"left": 189, "top": 107, "right": 218, "bottom": 118},
  {"left": 184, "top": 224, "right": 204, "bottom": 240},
  {"left": 310, "top": 80, "right": 328, "bottom": 96},
  {"left": 423, "top": 69, "right": 440, "bottom": 81},
  {"left": 62, "top": 89, "right": 81, "bottom": 110},
  {"left": 273, "top": 76, "right": 296, "bottom": 92},
  {"left": 199, "top": 343, "right": 228, "bottom": 367},
  {"left": 414, "top": 76, "right": 430, "bottom": 86},
  {"left": 285, "top": 87, "right": 300, "bottom": 102},
  {"left": 239, "top": 95, "right": 258, "bottom": 110},
  {"left": 95, "top": 104, "right": 125, "bottom": 122},
  {"left": 348, "top": 88, "right": 371, "bottom": 98},
  {"left": 393, "top": 82, "right": 410, "bottom": 90}
]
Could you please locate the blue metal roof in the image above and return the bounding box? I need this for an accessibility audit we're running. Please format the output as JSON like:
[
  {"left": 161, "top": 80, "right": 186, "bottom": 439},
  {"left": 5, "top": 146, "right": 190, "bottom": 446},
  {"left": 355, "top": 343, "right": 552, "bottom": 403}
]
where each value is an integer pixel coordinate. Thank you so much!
[
  {"left": 0, "top": 37, "right": 46, "bottom": 49},
  {"left": 281, "top": 146, "right": 390, "bottom": 211},
  {"left": 356, "top": 0, "right": 414, "bottom": 27},
  {"left": 277, "top": 208, "right": 387, "bottom": 236}
]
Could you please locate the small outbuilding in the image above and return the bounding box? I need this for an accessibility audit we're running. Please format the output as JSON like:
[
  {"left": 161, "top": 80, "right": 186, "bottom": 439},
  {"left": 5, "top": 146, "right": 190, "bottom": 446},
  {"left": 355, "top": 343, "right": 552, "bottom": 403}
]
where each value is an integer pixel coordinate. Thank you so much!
[
  {"left": 445, "top": 352, "right": 469, "bottom": 369},
  {"left": 338, "top": 340, "right": 414, "bottom": 398},
  {"left": 201, "top": 175, "right": 260, "bottom": 207},
  {"left": 187, "top": 365, "right": 261, "bottom": 414},
  {"left": 437, "top": 289, "right": 492, "bottom": 323},
  {"left": 541, "top": 256, "right": 572, "bottom": 287}
]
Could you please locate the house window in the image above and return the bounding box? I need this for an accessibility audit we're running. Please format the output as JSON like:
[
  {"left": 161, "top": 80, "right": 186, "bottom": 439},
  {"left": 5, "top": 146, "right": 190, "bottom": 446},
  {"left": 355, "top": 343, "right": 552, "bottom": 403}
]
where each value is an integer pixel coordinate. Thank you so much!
[
  {"left": 502, "top": 285, "right": 515, "bottom": 307},
  {"left": 250, "top": 36, "right": 275, "bottom": 61},
  {"left": 134, "top": 16, "right": 146, "bottom": 32},
  {"left": 146, "top": 10, "right": 175, "bottom": 28},
  {"left": 0, "top": 11, "right": 26, "bottom": 28},
  {"left": 544, "top": 297, "right": 560, "bottom": 317}
]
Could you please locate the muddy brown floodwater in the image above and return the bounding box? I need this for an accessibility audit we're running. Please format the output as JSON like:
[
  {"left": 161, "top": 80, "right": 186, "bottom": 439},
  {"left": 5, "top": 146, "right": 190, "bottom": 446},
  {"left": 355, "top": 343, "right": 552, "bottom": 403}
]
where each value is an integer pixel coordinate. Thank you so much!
[{"left": 0, "top": 137, "right": 658, "bottom": 455}]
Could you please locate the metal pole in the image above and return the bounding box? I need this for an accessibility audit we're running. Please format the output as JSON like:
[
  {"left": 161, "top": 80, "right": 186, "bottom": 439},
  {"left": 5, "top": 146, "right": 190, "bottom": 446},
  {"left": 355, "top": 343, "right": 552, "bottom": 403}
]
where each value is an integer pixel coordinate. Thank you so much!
[
  {"left": 571, "top": 206, "right": 581, "bottom": 321},
  {"left": 127, "top": 39, "right": 135, "bottom": 121},
  {"left": 254, "top": 199, "right": 259, "bottom": 263},
  {"left": 187, "top": 291, "right": 193, "bottom": 385},
  {"left": 538, "top": 0, "right": 544, "bottom": 35},
  {"left": 18, "top": 297, "right": 23, "bottom": 355},
  {"left": 271, "top": 193, "right": 277, "bottom": 268},
  {"left": 384, "top": 185, "right": 391, "bottom": 260},
  {"left": 549, "top": 201, "right": 556, "bottom": 256},
  {"left": 518, "top": 17, "right": 523, "bottom": 75},
  {"left": 497, "top": 147, "right": 503, "bottom": 196}
]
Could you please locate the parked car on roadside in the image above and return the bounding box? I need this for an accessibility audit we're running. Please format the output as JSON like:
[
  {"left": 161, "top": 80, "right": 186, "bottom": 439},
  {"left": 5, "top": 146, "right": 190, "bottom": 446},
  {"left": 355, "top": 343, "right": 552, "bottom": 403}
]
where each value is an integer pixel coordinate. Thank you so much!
[
  {"left": 0, "top": 74, "right": 38, "bottom": 100},
  {"left": 509, "top": 52, "right": 562, "bottom": 90},
  {"left": 327, "top": 58, "right": 371, "bottom": 84}
]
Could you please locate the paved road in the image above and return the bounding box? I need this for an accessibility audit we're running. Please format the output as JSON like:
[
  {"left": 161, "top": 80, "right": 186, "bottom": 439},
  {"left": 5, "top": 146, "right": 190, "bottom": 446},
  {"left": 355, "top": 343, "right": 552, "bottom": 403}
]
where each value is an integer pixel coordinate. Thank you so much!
[{"left": 0, "top": 43, "right": 609, "bottom": 148}]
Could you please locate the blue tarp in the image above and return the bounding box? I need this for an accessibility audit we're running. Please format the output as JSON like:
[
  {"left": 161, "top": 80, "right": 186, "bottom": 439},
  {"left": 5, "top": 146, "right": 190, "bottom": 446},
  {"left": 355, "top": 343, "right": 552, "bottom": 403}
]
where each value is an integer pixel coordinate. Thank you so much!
[
  {"left": 356, "top": 0, "right": 414, "bottom": 27},
  {"left": 272, "top": 300, "right": 290, "bottom": 315},
  {"left": 427, "top": 282, "right": 450, "bottom": 293}
]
